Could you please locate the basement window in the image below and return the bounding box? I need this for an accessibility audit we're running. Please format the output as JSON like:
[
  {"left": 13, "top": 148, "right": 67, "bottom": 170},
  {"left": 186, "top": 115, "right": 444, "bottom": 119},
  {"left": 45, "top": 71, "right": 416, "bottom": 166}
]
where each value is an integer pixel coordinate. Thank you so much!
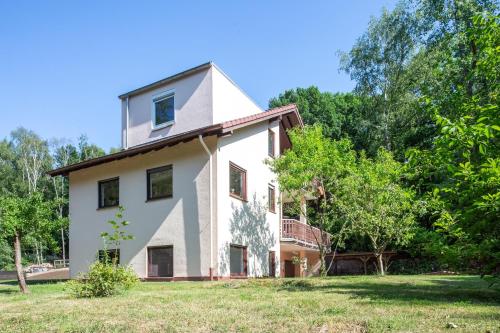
[
  {"left": 230, "top": 245, "right": 247, "bottom": 277},
  {"left": 98, "top": 249, "right": 120, "bottom": 265}
]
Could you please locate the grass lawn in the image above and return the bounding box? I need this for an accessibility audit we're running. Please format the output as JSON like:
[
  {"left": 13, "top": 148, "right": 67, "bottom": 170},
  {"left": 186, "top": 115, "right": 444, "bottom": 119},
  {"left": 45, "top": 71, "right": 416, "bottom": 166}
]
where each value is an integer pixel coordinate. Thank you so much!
[{"left": 0, "top": 275, "right": 499, "bottom": 333}]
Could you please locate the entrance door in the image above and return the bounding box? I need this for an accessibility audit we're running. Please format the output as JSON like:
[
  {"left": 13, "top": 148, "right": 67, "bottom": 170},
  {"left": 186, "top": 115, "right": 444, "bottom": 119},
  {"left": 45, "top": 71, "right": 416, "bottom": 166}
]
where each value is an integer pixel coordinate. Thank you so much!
[
  {"left": 148, "top": 246, "right": 173, "bottom": 277},
  {"left": 284, "top": 260, "right": 295, "bottom": 277}
]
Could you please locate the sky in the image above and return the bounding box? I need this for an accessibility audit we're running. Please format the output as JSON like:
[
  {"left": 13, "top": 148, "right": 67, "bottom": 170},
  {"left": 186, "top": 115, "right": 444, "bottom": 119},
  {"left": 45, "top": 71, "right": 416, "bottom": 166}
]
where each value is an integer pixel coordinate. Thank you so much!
[{"left": 0, "top": 1, "right": 398, "bottom": 151}]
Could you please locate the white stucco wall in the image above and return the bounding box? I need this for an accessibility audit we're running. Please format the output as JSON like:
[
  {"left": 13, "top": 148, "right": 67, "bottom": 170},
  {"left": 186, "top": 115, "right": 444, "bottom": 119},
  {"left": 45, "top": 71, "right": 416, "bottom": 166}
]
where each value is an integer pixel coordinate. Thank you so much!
[
  {"left": 121, "top": 64, "right": 265, "bottom": 149},
  {"left": 215, "top": 120, "right": 281, "bottom": 277},
  {"left": 121, "top": 68, "right": 214, "bottom": 148},
  {"left": 68, "top": 138, "right": 216, "bottom": 278},
  {"left": 211, "top": 65, "right": 263, "bottom": 124}
]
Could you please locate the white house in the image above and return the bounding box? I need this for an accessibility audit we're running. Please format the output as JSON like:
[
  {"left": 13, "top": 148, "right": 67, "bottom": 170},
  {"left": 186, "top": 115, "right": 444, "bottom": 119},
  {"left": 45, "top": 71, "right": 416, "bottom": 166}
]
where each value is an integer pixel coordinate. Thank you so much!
[{"left": 49, "top": 62, "right": 330, "bottom": 280}]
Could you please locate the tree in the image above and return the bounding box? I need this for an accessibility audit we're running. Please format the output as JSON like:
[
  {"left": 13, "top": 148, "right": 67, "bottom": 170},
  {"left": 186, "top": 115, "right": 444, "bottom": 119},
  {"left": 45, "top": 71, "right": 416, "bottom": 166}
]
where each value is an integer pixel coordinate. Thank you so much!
[
  {"left": 0, "top": 193, "right": 53, "bottom": 293},
  {"left": 339, "top": 1, "right": 435, "bottom": 159},
  {"left": 267, "top": 125, "right": 356, "bottom": 275},
  {"left": 341, "top": 149, "right": 416, "bottom": 275},
  {"left": 407, "top": 13, "right": 499, "bottom": 274},
  {"left": 77, "top": 135, "right": 105, "bottom": 161},
  {"left": 269, "top": 87, "right": 347, "bottom": 140}
]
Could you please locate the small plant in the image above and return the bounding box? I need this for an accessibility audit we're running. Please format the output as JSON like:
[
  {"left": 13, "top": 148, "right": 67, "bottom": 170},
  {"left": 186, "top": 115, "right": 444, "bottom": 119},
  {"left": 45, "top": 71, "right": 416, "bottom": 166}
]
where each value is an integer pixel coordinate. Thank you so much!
[
  {"left": 67, "top": 206, "right": 138, "bottom": 297},
  {"left": 67, "top": 261, "right": 138, "bottom": 297}
]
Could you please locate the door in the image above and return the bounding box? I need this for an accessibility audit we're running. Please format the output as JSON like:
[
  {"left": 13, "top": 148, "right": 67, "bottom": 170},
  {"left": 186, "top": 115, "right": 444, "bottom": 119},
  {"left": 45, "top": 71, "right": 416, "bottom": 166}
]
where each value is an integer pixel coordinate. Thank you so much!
[
  {"left": 268, "top": 251, "right": 276, "bottom": 277},
  {"left": 148, "top": 246, "right": 173, "bottom": 277},
  {"left": 284, "top": 260, "right": 295, "bottom": 277}
]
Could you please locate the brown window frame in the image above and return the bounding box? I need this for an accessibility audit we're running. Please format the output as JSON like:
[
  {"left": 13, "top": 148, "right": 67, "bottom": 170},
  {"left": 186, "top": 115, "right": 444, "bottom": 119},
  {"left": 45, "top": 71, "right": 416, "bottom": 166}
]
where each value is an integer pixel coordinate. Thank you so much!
[
  {"left": 147, "top": 245, "right": 174, "bottom": 278},
  {"left": 146, "top": 165, "right": 173, "bottom": 201},
  {"left": 229, "top": 162, "right": 247, "bottom": 201},
  {"left": 98, "top": 177, "right": 119, "bottom": 209},
  {"left": 268, "top": 251, "right": 276, "bottom": 277},
  {"left": 268, "top": 184, "right": 276, "bottom": 213},
  {"left": 268, "top": 129, "right": 275, "bottom": 157},
  {"left": 229, "top": 244, "right": 248, "bottom": 277}
]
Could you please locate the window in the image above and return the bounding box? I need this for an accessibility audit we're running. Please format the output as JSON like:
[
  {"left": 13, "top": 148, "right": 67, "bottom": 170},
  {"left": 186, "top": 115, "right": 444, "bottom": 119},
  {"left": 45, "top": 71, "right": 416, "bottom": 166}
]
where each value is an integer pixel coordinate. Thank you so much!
[
  {"left": 230, "top": 245, "right": 247, "bottom": 277},
  {"left": 147, "top": 165, "right": 173, "bottom": 200},
  {"left": 98, "top": 178, "right": 119, "bottom": 208},
  {"left": 229, "top": 162, "right": 247, "bottom": 200},
  {"left": 98, "top": 249, "right": 120, "bottom": 264},
  {"left": 268, "top": 251, "right": 276, "bottom": 277},
  {"left": 268, "top": 129, "right": 275, "bottom": 157},
  {"left": 268, "top": 185, "right": 276, "bottom": 213},
  {"left": 148, "top": 246, "right": 173, "bottom": 278},
  {"left": 152, "top": 91, "right": 175, "bottom": 128}
]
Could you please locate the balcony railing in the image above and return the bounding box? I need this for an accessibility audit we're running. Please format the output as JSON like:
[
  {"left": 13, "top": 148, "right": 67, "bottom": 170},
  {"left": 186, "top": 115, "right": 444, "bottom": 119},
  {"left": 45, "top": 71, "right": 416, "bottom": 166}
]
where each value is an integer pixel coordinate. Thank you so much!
[{"left": 281, "top": 219, "right": 331, "bottom": 249}]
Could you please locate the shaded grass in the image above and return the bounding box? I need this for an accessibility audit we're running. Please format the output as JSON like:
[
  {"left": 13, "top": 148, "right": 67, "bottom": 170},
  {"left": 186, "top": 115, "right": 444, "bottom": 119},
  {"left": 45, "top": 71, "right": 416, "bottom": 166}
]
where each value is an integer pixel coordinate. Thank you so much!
[{"left": 0, "top": 275, "right": 499, "bottom": 332}]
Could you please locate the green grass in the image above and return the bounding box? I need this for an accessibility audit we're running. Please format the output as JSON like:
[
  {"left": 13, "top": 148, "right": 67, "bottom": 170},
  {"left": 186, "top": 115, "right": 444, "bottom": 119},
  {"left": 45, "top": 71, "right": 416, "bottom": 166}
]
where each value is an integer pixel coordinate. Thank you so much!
[{"left": 0, "top": 275, "right": 499, "bottom": 332}]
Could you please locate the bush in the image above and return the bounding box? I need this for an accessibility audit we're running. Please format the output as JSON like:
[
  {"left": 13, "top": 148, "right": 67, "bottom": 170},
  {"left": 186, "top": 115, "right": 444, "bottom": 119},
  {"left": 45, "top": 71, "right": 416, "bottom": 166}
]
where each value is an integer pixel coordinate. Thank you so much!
[{"left": 67, "top": 261, "right": 138, "bottom": 298}]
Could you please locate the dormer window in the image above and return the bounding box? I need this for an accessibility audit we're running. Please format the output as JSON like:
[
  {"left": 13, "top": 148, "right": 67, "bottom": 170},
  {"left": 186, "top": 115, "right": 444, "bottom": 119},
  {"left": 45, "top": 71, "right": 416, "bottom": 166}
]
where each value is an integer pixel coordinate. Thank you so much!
[{"left": 152, "top": 90, "right": 175, "bottom": 129}]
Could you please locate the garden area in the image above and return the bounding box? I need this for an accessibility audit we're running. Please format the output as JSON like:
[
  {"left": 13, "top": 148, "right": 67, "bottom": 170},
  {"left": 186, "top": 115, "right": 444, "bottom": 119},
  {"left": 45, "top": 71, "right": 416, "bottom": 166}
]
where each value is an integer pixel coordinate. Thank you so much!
[{"left": 1, "top": 275, "right": 499, "bottom": 332}]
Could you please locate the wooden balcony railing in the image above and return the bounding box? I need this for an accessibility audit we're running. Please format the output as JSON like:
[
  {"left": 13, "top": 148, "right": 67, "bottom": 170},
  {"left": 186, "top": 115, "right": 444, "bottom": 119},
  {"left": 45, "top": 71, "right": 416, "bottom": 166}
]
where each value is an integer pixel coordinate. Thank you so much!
[{"left": 281, "top": 219, "right": 331, "bottom": 249}]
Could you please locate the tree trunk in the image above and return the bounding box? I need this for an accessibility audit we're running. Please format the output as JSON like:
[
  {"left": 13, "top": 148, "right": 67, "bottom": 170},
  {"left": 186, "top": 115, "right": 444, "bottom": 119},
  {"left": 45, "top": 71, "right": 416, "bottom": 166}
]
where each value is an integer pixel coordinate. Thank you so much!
[
  {"left": 14, "top": 232, "right": 29, "bottom": 294},
  {"left": 319, "top": 247, "right": 327, "bottom": 276},
  {"left": 377, "top": 253, "right": 385, "bottom": 276}
]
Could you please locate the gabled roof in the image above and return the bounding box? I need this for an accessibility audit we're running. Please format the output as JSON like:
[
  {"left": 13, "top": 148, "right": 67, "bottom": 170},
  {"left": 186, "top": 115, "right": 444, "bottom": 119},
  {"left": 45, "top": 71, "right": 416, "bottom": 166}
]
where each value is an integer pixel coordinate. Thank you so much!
[{"left": 48, "top": 104, "right": 302, "bottom": 177}]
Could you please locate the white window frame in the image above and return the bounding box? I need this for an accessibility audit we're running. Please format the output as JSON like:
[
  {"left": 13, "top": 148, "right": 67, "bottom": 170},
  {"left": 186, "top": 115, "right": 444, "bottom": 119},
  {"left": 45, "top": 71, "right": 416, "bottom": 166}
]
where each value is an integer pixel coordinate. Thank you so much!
[{"left": 151, "top": 89, "right": 175, "bottom": 130}]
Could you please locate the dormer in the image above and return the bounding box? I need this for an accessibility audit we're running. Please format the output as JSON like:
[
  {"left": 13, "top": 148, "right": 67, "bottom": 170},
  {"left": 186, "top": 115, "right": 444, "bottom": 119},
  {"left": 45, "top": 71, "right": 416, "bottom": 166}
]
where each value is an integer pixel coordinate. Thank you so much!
[{"left": 119, "top": 62, "right": 262, "bottom": 149}]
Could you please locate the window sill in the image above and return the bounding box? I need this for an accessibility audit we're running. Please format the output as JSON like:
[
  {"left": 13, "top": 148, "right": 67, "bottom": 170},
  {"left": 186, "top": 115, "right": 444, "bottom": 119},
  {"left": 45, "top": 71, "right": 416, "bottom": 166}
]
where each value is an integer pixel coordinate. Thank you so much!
[
  {"left": 146, "top": 195, "right": 173, "bottom": 203},
  {"left": 152, "top": 121, "right": 174, "bottom": 131},
  {"left": 269, "top": 209, "right": 276, "bottom": 214},
  {"left": 230, "top": 193, "right": 247, "bottom": 202},
  {"left": 230, "top": 274, "right": 248, "bottom": 279},
  {"left": 96, "top": 205, "right": 119, "bottom": 211}
]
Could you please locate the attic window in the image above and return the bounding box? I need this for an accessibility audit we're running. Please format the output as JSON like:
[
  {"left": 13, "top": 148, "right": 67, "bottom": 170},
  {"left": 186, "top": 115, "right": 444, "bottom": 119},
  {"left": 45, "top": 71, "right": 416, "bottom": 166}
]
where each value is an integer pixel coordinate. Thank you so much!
[{"left": 152, "top": 90, "right": 175, "bottom": 129}]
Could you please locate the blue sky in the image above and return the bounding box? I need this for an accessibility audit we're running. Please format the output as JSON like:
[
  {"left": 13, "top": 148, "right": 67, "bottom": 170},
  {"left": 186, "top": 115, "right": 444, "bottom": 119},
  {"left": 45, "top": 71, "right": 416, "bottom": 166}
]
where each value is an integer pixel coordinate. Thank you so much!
[{"left": 0, "top": 1, "right": 397, "bottom": 151}]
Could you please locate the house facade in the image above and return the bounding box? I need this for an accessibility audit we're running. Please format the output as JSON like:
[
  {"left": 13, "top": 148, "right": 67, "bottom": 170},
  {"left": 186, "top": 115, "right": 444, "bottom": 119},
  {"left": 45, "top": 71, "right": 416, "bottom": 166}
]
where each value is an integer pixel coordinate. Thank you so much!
[{"left": 49, "top": 62, "right": 329, "bottom": 280}]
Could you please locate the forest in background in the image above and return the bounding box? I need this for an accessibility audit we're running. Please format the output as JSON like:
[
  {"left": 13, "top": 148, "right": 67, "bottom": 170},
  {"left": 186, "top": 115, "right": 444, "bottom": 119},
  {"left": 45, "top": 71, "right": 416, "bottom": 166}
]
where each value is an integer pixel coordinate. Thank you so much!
[{"left": 0, "top": 0, "right": 498, "bottom": 275}]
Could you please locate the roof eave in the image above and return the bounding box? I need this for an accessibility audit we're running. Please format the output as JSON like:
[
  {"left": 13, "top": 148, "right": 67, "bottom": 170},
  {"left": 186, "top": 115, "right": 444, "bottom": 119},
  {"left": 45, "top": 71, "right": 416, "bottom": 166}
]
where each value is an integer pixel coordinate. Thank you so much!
[{"left": 118, "top": 62, "right": 213, "bottom": 100}]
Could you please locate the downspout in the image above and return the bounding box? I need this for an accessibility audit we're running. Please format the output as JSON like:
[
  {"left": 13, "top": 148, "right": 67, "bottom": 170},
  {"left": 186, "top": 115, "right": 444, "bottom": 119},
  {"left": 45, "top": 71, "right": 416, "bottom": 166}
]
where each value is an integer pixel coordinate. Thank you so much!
[
  {"left": 198, "top": 135, "right": 213, "bottom": 280},
  {"left": 125, "top": 97, "right": 130, "bottom": 149}
]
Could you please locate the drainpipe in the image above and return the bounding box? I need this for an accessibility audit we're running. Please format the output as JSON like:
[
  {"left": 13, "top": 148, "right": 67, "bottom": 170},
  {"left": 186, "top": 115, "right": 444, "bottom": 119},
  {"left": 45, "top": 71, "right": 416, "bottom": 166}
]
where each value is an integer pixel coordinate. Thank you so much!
[
  {"left": 125, "top": 97, "right": 130, "bottom": 149},
  {"left": 198, "top": 135, "right": 213, "bottom": 280}
]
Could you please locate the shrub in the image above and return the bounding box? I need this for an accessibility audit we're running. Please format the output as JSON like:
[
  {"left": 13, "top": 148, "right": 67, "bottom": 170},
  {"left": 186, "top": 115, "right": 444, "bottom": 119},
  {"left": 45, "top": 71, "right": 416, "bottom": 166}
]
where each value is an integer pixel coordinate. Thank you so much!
[{"left": 67, "top": 261, "right": 138, "bottom": 298}]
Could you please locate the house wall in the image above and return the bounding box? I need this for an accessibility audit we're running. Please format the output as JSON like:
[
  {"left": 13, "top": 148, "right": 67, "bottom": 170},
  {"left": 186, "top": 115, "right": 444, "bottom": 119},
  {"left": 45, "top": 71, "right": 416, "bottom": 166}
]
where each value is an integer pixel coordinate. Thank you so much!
[
  {"left": 215, "top": 120, "right": 281, "bottom": 277},
  {"left": 121, "top": 68, "right": 214, "bottom": 148},
  {"left": 211, "top": 65, "right": 263, "bottom": 124},
  {"left": 121, "top": 64, "right": 265, "bottom": 149},
  {"left": 68, "top": 137, "right": 216, "bottom": 279}
]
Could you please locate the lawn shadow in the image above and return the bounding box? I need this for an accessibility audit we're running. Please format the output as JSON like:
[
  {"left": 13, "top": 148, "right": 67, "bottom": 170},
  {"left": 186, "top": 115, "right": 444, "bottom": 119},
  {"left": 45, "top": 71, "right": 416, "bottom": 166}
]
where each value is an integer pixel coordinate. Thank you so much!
[{"left": 277, "top": 276, "right": 500, "bottom": 305}]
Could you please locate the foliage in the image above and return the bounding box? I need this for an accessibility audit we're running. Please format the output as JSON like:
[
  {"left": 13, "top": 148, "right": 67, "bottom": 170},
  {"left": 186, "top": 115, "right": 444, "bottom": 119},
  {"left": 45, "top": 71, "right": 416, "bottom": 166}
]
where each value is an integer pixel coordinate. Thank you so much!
[
  {"left": 340, "top": 149, "right": 416, "bottom": 274},
  {"left": 267, "top": 125, "right": 357, "bottom": 275},
  {"left": 0, "top": 238, "right": 13, "bottom": 270},
  {"left": 269, "top": 125, "right": 416, "bottom": 275},
  {"left": 0, "top": 193, "right": 54, "bottom": 244},
  {"left": 66, "top": 261, "right": 138, "bottom": 298},
  {"left": 100, "top": 206, "right": 134, "bottom": 256},
  {"left": 338, "top": 1, "right": 435, "bottom": 159},
  {"left": 68, "top": 207, "right": 137, "bottom": 298},
  {"left": 407, "top": 13, "right": 500, "bottom": 274},
  {"left": 270, "top": 88, "right": 357, "bottom": 139}
]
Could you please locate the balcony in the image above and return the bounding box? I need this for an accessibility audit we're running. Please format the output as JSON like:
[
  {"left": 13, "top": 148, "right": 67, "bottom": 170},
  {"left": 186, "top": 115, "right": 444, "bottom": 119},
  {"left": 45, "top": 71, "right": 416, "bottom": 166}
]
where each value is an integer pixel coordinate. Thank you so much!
[{"left": 281, "top": 219, "right": 331, "bottom": 250}]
